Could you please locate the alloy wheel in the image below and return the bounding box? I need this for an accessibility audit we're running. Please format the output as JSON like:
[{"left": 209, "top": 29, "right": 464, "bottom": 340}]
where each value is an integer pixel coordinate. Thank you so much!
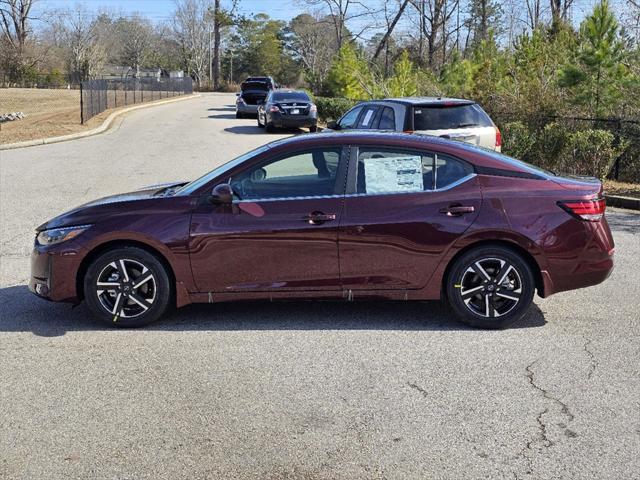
[
  {"left": 458, "top": 257, "right": 523, "bottom": 318},
  {"left": 96, "top": 258, "right": 157, "bottom": 318}
]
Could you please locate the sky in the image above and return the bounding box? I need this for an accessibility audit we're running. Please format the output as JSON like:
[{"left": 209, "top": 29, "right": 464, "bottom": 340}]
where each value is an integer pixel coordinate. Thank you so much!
[
  {"left": 32, "top": 0, "right": 621, "bottom": 37},
  {"left": 34, "top": 0, "right": 309, "bottom": 23}
]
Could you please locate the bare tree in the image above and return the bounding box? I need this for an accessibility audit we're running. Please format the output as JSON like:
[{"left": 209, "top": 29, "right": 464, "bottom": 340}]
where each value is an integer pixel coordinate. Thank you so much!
[
  {"left": 52, "top": 6, "right": 106, "bottom": 81},
  {"left": 305, "top": 0, "right": 378, "bottom": 48},
  {"left": 550, "top": 0, "right": 574, "bottom": 32},
  {"left": 173, "top": 0, "right": 211, "bottom": 87},
  {"left": 0, "top": 0, "right": 38, "bottom": 77},
  {"left": 409, "top": 0, "right": 459, "bottom": 69},
  {"left": 372, "top": 0, "right": 410, "bottom": 63}
]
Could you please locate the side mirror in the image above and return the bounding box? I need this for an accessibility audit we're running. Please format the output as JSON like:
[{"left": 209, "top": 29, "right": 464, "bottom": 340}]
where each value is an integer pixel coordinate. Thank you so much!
[
  {"left": 209, "top": 183, "right": 233, "bottom": 204},
  {"left": 327, "top": 120, "right": 340, "bottom": 130}
]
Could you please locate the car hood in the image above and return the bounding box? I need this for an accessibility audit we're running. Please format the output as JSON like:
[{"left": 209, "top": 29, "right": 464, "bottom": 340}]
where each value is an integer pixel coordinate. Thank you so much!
[{"left": 37, "top": 181, "right": 187, "bottom": 231}]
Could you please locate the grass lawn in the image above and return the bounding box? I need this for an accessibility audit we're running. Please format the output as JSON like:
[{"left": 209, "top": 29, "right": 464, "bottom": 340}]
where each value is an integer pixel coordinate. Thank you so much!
[{"left": 605, "top": 180, "right": 640, "bottom": 199}]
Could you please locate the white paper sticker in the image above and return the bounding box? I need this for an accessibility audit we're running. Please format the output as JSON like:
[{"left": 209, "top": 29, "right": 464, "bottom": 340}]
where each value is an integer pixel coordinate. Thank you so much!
[
  {"left": 363, "top": 156, "right": 424, "bottom": 194},
  {"left": 361, "top": 109, "right": 374, "bottom": 126}
]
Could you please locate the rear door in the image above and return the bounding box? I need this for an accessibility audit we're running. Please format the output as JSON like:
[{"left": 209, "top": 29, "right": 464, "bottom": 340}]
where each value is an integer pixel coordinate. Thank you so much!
[
  {"left": 355, "top": 105, "right": 380, "bottom": 130},
  {"left": 338, "top": 145, "right": 482, "bottom": 291}
]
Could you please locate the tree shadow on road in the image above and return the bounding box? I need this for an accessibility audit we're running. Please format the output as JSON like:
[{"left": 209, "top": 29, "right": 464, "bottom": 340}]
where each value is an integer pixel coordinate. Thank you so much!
[
  {"left": 207, "top": 113, "right": 238, "bottom": 120},
  {"left": 207, "top": 106, "right": 235, "bottom": 111},
  {"left": 0, "top": 285, "right": 547, "bottom": 337}
]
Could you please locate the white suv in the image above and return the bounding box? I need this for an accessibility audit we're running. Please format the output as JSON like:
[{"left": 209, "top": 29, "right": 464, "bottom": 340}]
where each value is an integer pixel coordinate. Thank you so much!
[{"left": 324, "top": 97, "right": 502, "bottom": 151}]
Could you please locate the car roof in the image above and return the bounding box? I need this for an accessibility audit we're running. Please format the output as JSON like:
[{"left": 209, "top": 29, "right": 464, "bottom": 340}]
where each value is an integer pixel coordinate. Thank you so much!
[
  {"left": 271, "top": 89, "right": 309, "bottom": 95},
  {"left": 383, "top": 97, "right": 475, "bottom": 106},
  {"left": 265, "top": 131, "right": 549, "bottom": 177}
]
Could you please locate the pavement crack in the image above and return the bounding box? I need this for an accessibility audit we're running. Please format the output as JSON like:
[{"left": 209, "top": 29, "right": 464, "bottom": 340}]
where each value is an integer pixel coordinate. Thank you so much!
[
  {"left": 525, "top": 360, "right": 575, "bottom": 424},
  {"left": 583, "top": 338, "right": 598, "bottom": 380},
  {"left": 407, "top": 382, "right": 429, "bottom": 398}
]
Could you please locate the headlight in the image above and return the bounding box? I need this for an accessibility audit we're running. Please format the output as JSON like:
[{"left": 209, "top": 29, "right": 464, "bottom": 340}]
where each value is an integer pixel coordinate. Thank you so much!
[{"left": 37, "top": 225, "right": 91, "bottom": 246}]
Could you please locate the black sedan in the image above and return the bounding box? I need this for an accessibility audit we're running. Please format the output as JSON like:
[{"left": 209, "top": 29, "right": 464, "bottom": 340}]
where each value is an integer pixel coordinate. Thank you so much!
[{"left": 257, "top": 89, "right": 318, "bottom": 133}]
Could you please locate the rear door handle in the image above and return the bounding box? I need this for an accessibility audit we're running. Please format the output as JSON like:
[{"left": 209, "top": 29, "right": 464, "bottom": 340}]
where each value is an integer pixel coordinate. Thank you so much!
[
  {"left": 439, "top": 205, "right": 475, "bottom": 216},
  {"left": 303, "top": 211, "right": 336, "bottom": 225}
]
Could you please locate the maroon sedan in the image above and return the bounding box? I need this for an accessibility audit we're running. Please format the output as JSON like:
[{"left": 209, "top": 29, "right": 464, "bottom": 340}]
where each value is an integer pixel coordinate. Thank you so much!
[{"left": 30, "top": 132, "right": 614, "bottom": 328}]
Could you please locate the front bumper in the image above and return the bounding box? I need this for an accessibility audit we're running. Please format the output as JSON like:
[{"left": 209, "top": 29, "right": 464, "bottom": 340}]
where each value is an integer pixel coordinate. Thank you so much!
[{"left": 29, "top": 242, "right": 83, "bottom": 303}]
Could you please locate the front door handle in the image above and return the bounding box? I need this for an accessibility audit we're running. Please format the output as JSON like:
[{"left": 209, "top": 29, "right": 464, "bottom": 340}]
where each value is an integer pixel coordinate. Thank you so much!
[
  {"left": 439, "top": 205, "right": 475, "bottom": 216},
  {"left": 303, "top": 211, "right": 336, "bottom": 225}
]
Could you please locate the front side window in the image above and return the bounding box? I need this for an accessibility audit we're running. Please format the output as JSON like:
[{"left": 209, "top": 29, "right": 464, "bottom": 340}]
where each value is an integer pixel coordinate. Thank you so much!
[
  {"left": 231, "top": 148, "right": 343, "bottom": 200},
  {"left": 356, "top": 148, "right": 473, "bottom": 194},
  {"left": 338, "top": 106, "right": 363, "bottom": 129}
]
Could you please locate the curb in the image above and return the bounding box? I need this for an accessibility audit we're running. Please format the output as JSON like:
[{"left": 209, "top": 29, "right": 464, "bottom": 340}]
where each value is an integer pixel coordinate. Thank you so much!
[
  {"left": 0, "top": 93, "right": 200, "bottom": 151},
  {"left": 606, "top": 195, "right": 640, "bottom": 211}
]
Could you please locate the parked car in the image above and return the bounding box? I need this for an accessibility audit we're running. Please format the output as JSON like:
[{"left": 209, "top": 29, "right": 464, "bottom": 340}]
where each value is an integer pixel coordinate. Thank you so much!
[
  {"left": 257, "top": 89, "right": 318, "bottom": 132},
  {"left": 324, "top": 97, "right": 502, "bottom": 151},
  {"left": 235, "top": 77, "right": 276, "bottom": 118},
  {"left": 30, "top": 132, "right": 613, "bottom": 329}
]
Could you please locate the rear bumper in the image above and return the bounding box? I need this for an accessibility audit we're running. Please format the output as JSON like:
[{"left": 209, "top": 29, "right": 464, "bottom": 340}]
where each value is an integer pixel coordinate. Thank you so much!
[
  {"left": 236, "top": 104, "right": 258, "bottom": 115},
  {"left": 269, "top": 112, "right": 317, "bottom": 128},
  {"left": 540, "top": 217, "right": 615, "bottom": 297}
]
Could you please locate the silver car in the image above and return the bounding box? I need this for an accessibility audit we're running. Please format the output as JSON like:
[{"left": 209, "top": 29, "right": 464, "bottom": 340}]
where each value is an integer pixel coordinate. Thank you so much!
[{"left": 324, "top": 97, "right": 501, "bottom": 151}]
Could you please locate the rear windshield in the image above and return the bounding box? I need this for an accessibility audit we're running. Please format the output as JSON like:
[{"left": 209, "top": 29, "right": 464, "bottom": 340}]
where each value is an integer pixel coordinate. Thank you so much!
[
  {"left": 271, "top": 92, "right": 310, "bottom": 102},
  {"left": 413, "top": 103, "right": 493, "bottom": 130}
]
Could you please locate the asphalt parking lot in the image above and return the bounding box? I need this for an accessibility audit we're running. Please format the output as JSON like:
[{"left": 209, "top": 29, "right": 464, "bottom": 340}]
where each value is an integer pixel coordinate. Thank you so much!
[{"left": 1, "top": 93, "right": 639, "bottom": 480}]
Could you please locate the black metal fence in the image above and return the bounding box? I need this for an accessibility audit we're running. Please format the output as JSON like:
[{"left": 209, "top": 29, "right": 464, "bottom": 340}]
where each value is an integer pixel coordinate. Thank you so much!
[{"left": 81, "top": 77, "right": 193, "bottom": 123}]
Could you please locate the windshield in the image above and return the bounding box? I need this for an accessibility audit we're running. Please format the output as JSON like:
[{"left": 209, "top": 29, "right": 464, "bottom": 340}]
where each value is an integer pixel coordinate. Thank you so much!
[
  {"left": 271, "top": 92, "right": 310, "bottom": 102},
  {"left": 175, "top": 144, "right": 272, "bottom": 195},
  {"left": 413, "top": 104, "right": 493, "bottom": 130}
]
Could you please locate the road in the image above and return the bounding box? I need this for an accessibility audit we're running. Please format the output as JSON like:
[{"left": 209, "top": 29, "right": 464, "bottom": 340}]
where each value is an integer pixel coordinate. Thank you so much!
[{"left": 1, "top": 93, "right": 639, "bottom": 480}]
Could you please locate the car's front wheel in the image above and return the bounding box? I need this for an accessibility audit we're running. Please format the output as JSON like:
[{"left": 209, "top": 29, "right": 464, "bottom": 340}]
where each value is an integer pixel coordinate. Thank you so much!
[
  {"left": 83, "top": 246, "right": 172, "bottom": 328},
  {"left": 445, "top": 245, "right": 535, "bottom": 329}
]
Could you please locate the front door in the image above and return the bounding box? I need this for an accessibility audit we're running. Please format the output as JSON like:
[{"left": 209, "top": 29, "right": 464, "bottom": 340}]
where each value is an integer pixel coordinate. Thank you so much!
[
  {"left": 189, "top": 147, "right": 347, "bottom": 293},
  {"left": 338, "top": 146, "right": 482, "bottom": 290}
]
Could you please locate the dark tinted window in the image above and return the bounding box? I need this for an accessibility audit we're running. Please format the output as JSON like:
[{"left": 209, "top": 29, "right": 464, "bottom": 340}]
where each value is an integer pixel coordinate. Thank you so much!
[
  {"left": 434, "top": 154, "right": 474, "bottom": 188},
  {"left": 271, "top": 92, "right": 310, "bottom": 102},
  {"left": 378, "top": 107, "right": 395, "bottom": 129},
  {"left": 231, "top": 148, "right": 342, "bottom": 200},
  {"left": 356, "top": 106, "right": 378, "bottom": 129},
  {"left": 413, "top": 103, "right": 493, "bottom": 130},
  {"left": 338, "top": 106, "right": 363, "bottom": 129}
]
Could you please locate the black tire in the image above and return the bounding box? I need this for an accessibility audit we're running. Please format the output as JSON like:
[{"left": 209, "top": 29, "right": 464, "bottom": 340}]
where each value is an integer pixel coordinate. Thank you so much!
[
  {"left": 265, "top": 122, "right": 275, "bottom": 133},
  {"left": 83, "top": 246, "right": 172, "bottom": 328},
  {"left": 309, "top": 125, "right": 318, "bottom": 133},
  {"left": 257, "top": 114, "right": 264, "bottom": 128},
  {"left": 445, "top": 245, "right": 535, "bottom": 329},
  {"left": 235, "top": 111, "right": 242, "bottom": 119}
]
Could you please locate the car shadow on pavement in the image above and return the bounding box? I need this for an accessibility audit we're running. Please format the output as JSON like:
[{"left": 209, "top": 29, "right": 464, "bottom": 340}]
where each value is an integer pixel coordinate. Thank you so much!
[
  {"left": 0, "top": 285, "right": 546, "bottom": 337},
  {"left": 207, "top": 113, "right": 237, "bottom": 119},
  {"left": 207, "top": 106, "right": 235, "bottom": 111},
  {"left": 224, "top": 125, "right": 306, "bottom": 135}
]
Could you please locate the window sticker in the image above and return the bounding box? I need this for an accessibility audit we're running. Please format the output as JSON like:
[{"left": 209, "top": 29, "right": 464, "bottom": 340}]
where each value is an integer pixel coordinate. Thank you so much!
[
  {"left": 363, "top": 155, "right": 424, "bottom": 194},
  {"left": 361, "top": 109, "right": 374, "bottom": 126}
]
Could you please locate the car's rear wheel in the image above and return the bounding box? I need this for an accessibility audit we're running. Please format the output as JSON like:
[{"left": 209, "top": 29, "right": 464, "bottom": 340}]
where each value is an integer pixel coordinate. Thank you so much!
[
  {"left": 309, "top": 125, "right": 317, "bottom": 133},
  {"left": 235, "top": 112, "right": 242, "bottom": 119},
  {"left": 83, "top": 247, "right": 172, "bottom": 328},
  {"left": 445, "top": 245, "right": 535, "bottom": 329},
  {"left": 257, "top": 113, "right": 264, "bottom": 128},
  {"left": 265, "top": 122, "right": 275, "bottom": 133}
]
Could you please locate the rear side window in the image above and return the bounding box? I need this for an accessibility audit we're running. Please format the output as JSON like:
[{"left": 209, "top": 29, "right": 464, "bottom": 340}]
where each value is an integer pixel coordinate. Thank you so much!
[
  {"left": 357, "top": 106, "right": 378, "bottom": 129},
  {"left": 413, "top": 103, "right": 493, "bottom": 130},
  {"left": 356, "top": 148, "right": 473, "bottom": 194},
  {"left": 378, "top": 107, "right": 395, "bottom": 130}
]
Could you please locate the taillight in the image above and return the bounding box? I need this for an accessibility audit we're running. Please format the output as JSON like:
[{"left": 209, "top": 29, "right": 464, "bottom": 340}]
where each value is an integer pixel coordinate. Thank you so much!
[
  {"left": 309, "top": 104, "right": 317, "bottom": 112},
  {"left": 269, "top": 105, "right": 280, "bottom": 113},
  {"left": 403, "top": 130, "right": 414, "bottom": 134},
  {"left": 495, "top": 128, "right": 502, "bottom": 148},
  {"left": 558, "top": 198, "right": 606, "bottom": 222}
]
